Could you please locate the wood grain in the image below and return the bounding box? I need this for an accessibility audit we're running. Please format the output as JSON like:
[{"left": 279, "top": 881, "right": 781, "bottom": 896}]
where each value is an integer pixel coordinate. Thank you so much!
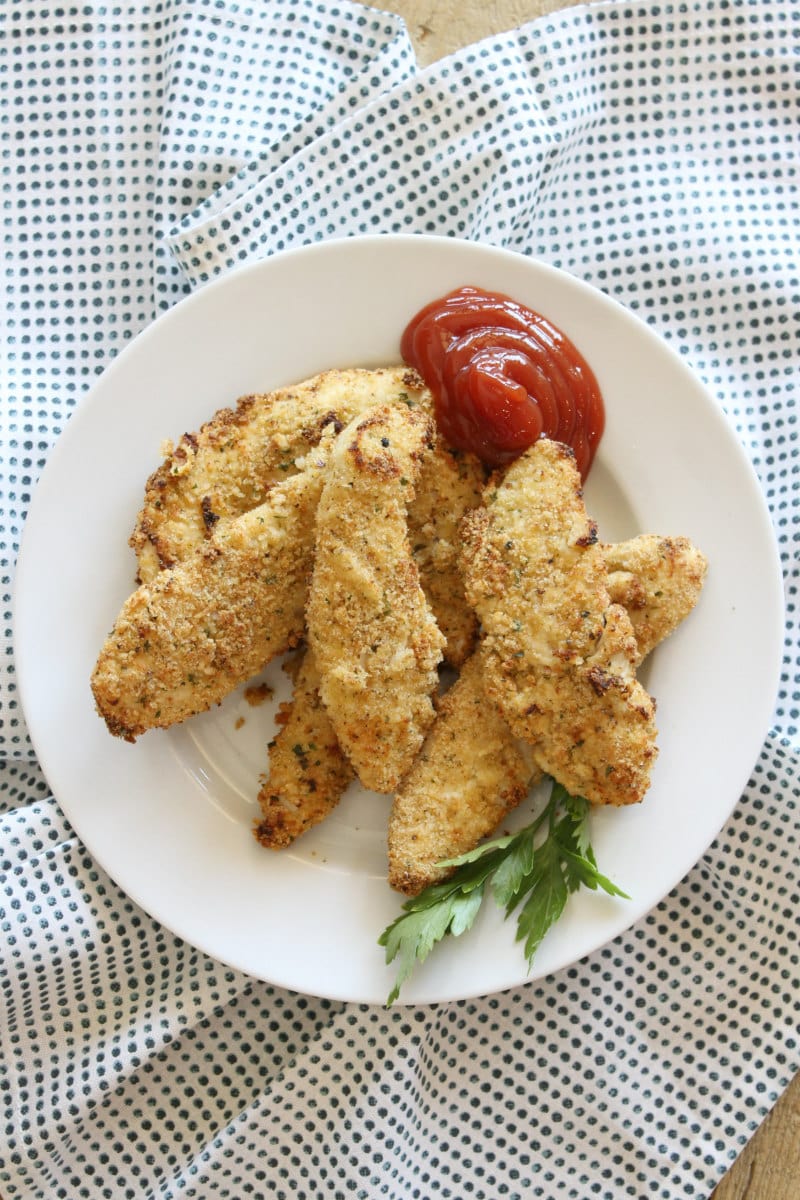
[
  {"left": 711, "top": 1073, "right": 800, "bottom": 1200},
  {"left": 366, "top": 1, "right": 799, "bottom": 1196}
]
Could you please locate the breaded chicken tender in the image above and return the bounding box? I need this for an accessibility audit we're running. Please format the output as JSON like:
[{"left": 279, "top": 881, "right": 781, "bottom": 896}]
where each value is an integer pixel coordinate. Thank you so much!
[
  {"left": 307, "top": 404, "right": 445, "bottom": 794},
  {"left": 91, "top": 435, "right": 336, "bottom": 741},
  {"left": 605, "top": 534, "right": 708, "bottom": 658},
  {"left": 408, "top": 442, "right": 485, "bottom": 668},
  {"left": 388, "top": 650, "right": 540, "bottom": 895},
  {"left": 254, "top": 647, "right": 354, "bottom": 849},
  {"left": 132, "top": 367, "right": 431, "bottom": 582},
  {"left": 461, "top": 438, "right": 658, "bottom": 807}
]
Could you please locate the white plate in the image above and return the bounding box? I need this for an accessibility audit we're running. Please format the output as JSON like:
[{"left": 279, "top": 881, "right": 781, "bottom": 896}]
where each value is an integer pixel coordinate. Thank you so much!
[{"left": 14, "top": 234, "right": 783, "bottom": 1005}]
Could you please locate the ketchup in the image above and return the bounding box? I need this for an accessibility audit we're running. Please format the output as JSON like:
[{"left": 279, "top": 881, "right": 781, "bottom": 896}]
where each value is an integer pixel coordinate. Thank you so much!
[{"left": 400, "top": 285, "right": 605, "bottom": 479}]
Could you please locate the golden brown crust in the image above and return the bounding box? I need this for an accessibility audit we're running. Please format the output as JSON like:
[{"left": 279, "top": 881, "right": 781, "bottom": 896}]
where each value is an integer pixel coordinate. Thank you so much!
[
  {"left": 461, "top": 439, "right": 659, "bottom": 807},
  {"left": 91, "top": 438, "right": 334, "bottom": 740},
  {"left": 605, "top": 534, "right": 708, "bottom": 659},
  {"left": 254, "top": 647, "right": 354, "bottom": 849},
  {"left": 388, "top": 650, "right": 540, "bottom": 895},
  {"left": 408, "top": 442, "right": 485, "bottom": 668},
  {"left": 132, "top": 364, "right": 478, "bottom": 670},
  {"left": 306, "top": 404, "right": 446, "bottom": 794},
  {"left": 131, "top": 366, "right": 431, "bottom": 583}
]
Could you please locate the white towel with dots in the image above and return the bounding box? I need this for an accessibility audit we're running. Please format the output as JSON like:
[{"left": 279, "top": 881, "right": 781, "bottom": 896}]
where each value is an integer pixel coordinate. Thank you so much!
[{"left": 2, "top": 2, "right": 798, "bottom": 1198}]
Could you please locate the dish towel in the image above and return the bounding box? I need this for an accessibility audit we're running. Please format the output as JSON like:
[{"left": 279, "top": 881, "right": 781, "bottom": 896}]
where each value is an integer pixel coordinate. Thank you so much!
[{"left": 2, "top": 1, "right": 798, "bottom": 1197}]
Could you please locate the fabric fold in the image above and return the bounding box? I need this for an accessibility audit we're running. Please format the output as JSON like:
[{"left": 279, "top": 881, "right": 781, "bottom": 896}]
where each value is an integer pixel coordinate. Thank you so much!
[
  {"left": 149, "top": 2, "right": 417, "bottom": 310},
  {"left": 0, "top": 0, "right": 416, "bottom": 754}
]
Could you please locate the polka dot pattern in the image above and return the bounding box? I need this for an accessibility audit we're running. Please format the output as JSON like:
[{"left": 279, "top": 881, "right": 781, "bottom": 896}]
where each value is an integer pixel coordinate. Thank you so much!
[
  {"left": 1, "top": 0, "right": 415, "bottom": 758},
  {"left": 3, "top": 2, "right": 799, "bottom": 1198}
]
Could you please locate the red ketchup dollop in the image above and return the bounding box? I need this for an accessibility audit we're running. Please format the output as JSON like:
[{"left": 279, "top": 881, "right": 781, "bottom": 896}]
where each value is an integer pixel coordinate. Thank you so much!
[{"left": 400, "top": 285, "right": 605, "bottom": 479}]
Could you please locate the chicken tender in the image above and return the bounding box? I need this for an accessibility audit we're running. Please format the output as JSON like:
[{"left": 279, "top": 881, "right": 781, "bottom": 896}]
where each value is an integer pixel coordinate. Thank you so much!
[
  {"left": 408, "top": 443, "right": 485, "bottom": 668},
  {"left": 132, "top": 367, "right": 431, "bottom": 582},
  {"left": 461, "top": 438, "right": 658, "bottom": 807},
  {"left": 254, "top": 647, "right": 354, "bottom": 849},
  {"left": 388, "top": 650, "right": 540, "bottom": 895},
  {"left": 605, "top": 534, "right": 708, "bottom": 658},
  {"left": 307, "top": 404, "right": 445, "bottom": 794},
  {"left": 91, "top": 437, "right": 335, "bottom": 741}
]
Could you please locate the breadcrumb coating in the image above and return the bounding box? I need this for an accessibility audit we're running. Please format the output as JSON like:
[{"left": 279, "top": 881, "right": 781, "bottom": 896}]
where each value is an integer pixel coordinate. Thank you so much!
[
  {"left": 307, "top": 404, "right": 445, "bottom": 794},
  {"left": 388, "top": 650, "right": 540, "bottom": 895},
  {"left": 131, "top": 366, "right": 431, "bottom": 582},
  {"left": 605, "top": 534, "right": 708, "bottom": 659},
  {"left": 408, "top": 442, "right": 485, "bottom": 668},
  {"left": 91, "top": 437, "right": 335, "bottom": 740},
  {"left": 461, "top": 438, "right": 659, "bottom": 808},
  {"left": 254, "top": 647, "right": 354, "bottom": 849}
]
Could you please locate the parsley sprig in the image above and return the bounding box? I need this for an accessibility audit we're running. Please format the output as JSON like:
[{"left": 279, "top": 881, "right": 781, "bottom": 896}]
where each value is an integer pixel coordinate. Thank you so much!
[{"left": 379, "top": 779, "right": 629, "bottom": 1005}]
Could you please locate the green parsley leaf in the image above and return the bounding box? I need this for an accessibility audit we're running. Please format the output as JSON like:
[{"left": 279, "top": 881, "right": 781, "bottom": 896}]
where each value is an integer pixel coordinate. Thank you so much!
[
  {"left": 559, "top": 784, "right": 593, "bottom": 858},
  {"left": 514, "top": 837, "right": 568, "bottom": 965},
  {"left": 378, "top": 778, "right": 630, "bottom": 1005},
  {"left": 378, "top": 886, "right": 485, "bottom": 1007},
  {"left": 490, "top": 831, "right": 536, "bottom": 910}
]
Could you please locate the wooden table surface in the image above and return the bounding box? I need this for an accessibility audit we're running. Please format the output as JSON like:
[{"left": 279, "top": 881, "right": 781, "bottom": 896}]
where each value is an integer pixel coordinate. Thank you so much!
[{"left": 371, "top": 2, "right": 799, "bottom": 1197}]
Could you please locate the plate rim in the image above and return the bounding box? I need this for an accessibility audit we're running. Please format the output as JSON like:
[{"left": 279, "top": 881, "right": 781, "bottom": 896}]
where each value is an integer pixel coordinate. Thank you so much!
[{"left": 13, "top": 232, "right": 785, "bottom": 1005}]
